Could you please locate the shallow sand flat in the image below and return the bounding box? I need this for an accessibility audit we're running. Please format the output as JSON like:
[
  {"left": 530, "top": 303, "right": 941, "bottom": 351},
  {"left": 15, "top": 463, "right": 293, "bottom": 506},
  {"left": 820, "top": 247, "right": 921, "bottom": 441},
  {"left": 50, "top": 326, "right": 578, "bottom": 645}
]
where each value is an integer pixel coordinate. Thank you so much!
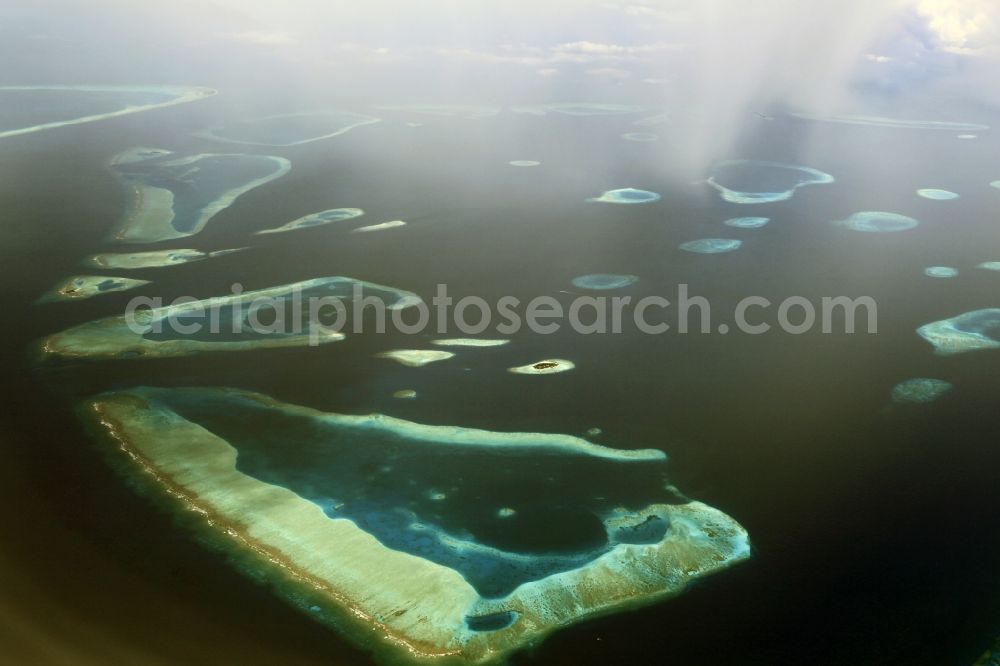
[
  {"left": 85, "top": 387, "right": 750, "bottom": 665},
  {"left": 376, "top": 349, "right": 455, "bottom": 366},
  {"left": 352, "top": 220, "right": 407, "bottom": 233},
  {"left": 40, "top": 277, "right": 420, "bottom": 361},
  {"left": 431, "top": 339, "right": 510, "bottom": 348}
]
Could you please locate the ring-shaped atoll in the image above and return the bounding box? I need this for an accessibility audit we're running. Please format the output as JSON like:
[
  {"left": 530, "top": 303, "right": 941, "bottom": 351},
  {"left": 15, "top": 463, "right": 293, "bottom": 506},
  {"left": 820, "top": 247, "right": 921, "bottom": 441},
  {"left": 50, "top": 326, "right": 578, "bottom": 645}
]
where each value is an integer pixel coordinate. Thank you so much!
[{"left": 83, "top": 386, "right": 749, "bottom": 664}]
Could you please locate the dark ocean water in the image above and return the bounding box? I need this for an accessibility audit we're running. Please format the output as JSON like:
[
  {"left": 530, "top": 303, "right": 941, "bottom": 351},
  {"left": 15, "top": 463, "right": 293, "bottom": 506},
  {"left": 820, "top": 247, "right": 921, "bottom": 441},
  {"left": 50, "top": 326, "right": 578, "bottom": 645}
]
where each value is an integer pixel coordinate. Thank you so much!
[{"left": 3, "top": 83, "right": 1000, "bottom": 665}]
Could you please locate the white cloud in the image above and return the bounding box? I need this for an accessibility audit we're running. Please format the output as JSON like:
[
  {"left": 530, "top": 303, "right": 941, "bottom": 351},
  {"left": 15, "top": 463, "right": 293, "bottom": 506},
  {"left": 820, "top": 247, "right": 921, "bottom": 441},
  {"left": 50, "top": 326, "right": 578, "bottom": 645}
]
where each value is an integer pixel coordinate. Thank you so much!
[{"left": 916, "top": 0, "right": 998, "bottom": 52}]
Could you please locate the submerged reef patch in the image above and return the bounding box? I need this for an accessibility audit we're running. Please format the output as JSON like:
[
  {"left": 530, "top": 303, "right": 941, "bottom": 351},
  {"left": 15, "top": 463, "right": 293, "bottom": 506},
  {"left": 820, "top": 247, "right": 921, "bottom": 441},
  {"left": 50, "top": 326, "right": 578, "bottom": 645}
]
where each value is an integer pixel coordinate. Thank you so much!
[
  {"left": 837, "top": 211, "right": 919, "bottom": 233},
  {"left": 255, "top": 208, "right": 364, "bottom": 235},
  {"left": 724, "top": 217, "right": 770, "bottom": 229},
  {"left": 917, "top": 309, "right": 1000, "bottom": 355},
  {"left": 109, "top": 147, "right": 290, "bottom": 243},
  {"left": 40, "top": 277, "right": 420, "bottom": 360},
  {"left": 679, "top": 239, "right": 742, "bottom": 254},
  {"left": 917, "top": 189, "right": 959, "bottom": 201},
  {"left": 508, "top": 359, "right": 575, "bottom": 375},
  {"left": 195, "top": 111, "right": 380, "bottom": 146},
  {"left": 85, "top": 386, "right": 749, "bottom": 664},
  {"left": 924, "top": 266, "right": 958, "bottom": 278},
  {"left": 376, "top": 350, "right": 455, "bottom": 367},
  {"left": 707, "top": 160, "right": 834, "bottom": 204},
  {"left": 587, "top": 188, "right": 660, "bottom": 204},
  {"left": 977, "top": 262, "right": 1000, "bottom": 271},
  {"left": 571, "top": 274, "right": 639, "bottom": 290},
  {"left": 891, "top": 378, "right": 953, "bottom": 404},
  {"left": 0, "top": 85, "right": 215, "bottom": 140},
  {"left": 38, "top": 275, "right": 150, "bottom": 303},
  {"left": 85, "top": 248, "right": 243, "bottom": 270}
]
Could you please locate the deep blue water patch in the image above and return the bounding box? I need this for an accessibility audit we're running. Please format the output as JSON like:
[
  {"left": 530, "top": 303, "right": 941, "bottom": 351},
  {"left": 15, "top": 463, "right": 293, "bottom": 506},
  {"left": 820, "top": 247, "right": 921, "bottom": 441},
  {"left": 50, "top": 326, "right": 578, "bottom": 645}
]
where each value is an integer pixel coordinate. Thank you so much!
[{"left": 465, "top": 611, "right": 518, "bottom": 632}]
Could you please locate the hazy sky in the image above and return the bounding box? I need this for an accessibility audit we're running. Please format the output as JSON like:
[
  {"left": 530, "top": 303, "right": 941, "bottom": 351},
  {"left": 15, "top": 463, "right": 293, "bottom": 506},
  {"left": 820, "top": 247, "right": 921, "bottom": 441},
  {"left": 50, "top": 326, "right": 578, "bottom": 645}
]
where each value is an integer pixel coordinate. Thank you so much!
[
  {"left": 1, "top": 1, "right": 997, "bottom": 170},
  {"left": 3, "top": 1, "right": 996, "bottom": 106}
]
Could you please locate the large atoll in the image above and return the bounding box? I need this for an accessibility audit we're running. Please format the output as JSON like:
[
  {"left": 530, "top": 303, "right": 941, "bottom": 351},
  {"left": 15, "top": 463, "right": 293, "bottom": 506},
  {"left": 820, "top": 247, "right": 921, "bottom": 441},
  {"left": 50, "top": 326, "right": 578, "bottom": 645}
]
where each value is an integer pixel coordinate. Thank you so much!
[
  {"left": 791, "top": 112, "right": 989, "bottom": 132},
  {"left": 39, "top": 277, "right": 420, "bottom": 360},
  {"left": 917, "top": 309, "right": 1000, "bottom": 355},
  {"left": 707, "top": 160, "right": 834, "bottom": 204},
  {"left": 84, "top": 386, "right": 749, "bottom": 664},
  {"left": 0, "top": 85, "right": 215, "bottom": 140},
  {"left": 195, "top": 110, "right": 380, "bottom": 146},
  {"left": 109, "top": 147, "right": 290, "bottom": 243}
]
